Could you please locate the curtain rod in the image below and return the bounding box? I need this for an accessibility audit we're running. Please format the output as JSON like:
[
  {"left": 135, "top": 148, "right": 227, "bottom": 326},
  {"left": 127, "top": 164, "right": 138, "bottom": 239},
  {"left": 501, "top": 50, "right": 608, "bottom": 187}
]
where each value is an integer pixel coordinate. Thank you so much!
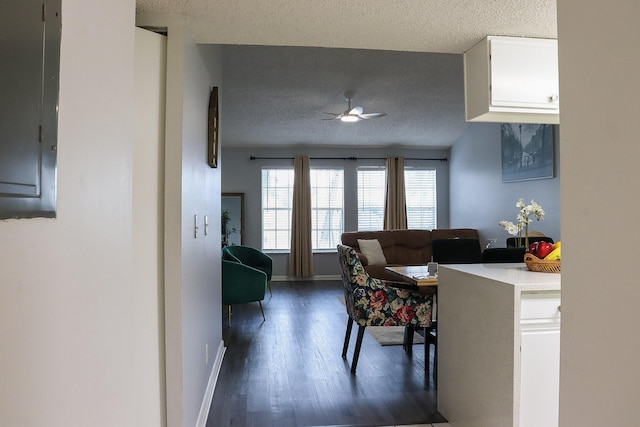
[{"left": 249, "top": 156, "right": 448, "bottom": 162}]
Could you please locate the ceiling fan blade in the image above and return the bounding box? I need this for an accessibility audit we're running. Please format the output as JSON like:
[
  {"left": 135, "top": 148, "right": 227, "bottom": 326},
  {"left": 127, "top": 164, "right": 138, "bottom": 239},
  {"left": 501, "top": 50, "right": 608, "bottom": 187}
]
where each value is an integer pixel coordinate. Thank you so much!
[
  {"left": 320, "top": 111, "right": 341, "bottom": 116},
  {"left": 359, "top": 112, "right": 387, "bottom": 119},
  {"left": 321, "top": 117, "right": 341, "bottom": 120},
  {"left": 348, "top": 106, "right": 364, "bottom": 115}
]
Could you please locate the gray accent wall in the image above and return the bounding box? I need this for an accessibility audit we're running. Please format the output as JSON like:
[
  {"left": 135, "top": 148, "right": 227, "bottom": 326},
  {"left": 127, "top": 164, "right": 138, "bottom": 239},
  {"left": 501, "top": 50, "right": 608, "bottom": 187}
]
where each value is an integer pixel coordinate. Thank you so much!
[{"left": 450, "top": 123, "right": 561, "bottom": 247}]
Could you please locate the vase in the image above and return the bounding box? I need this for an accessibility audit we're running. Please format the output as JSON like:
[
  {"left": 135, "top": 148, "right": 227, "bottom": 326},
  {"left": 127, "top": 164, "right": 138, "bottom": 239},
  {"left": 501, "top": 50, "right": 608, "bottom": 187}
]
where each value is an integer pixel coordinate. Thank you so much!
[{"left": 516, "top": 224, "right": 529, "bottom": 248}]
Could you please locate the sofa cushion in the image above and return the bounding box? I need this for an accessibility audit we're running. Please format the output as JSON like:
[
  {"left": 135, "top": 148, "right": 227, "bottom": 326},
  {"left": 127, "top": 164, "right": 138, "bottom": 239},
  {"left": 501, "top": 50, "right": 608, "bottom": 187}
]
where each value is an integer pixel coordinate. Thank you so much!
[
  {"left": 389, "top": 229, "right": 433, "bottom": 264},
  {"left": 342, "top": 230, "right": 396, "bottom": 266},
  {"left": 357, "top": 239, "right": 387, "bottom": 265}
]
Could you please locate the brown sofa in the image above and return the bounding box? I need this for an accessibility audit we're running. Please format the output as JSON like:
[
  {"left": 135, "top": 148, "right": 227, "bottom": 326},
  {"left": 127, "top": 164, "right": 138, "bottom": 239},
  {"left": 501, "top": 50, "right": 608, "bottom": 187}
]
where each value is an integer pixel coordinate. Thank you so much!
[{"left": 340, "top": 228, "right": 479, "bottom": 281}]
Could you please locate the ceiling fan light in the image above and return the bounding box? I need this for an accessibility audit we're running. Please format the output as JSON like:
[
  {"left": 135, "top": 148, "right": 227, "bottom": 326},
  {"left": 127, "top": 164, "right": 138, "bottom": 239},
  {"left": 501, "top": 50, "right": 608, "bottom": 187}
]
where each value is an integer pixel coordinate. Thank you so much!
[{"left": 340, "top": 114, "right": 359, "bottom": 122}]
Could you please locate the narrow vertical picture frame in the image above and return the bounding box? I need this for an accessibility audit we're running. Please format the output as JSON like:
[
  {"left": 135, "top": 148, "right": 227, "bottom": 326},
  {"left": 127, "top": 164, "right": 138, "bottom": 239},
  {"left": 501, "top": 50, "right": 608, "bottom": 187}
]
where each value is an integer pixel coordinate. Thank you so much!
[
  {"left": 208, "top": 86, "right": 219, "bottom": 168},
  {"left": 501, "top": 123, "right": 554, "bottom": 182}
]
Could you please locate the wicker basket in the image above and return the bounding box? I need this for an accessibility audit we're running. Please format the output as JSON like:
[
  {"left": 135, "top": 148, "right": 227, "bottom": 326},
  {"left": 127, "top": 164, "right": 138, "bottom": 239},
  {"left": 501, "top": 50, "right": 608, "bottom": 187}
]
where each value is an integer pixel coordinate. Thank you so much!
[{"left": 524, "top": 253, "right": 561, "bottom": 273}]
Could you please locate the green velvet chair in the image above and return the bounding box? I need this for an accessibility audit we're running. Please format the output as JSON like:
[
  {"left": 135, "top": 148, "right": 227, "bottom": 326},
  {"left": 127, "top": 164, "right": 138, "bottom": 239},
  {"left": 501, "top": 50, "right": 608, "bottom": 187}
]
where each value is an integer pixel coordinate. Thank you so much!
[
  {"left": 223, "top": 246, "right": 273, "bottom": 295},
  {"left": 222, "top": 259, "right": 267, "bottom": 326}
]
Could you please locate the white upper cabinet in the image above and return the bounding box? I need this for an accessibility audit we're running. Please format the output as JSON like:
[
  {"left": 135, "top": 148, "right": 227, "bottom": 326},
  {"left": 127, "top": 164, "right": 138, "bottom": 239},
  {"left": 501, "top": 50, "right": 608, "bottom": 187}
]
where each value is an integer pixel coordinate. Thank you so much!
[{"left": 464, "top": 36, "right": 559, "bottom": 124}]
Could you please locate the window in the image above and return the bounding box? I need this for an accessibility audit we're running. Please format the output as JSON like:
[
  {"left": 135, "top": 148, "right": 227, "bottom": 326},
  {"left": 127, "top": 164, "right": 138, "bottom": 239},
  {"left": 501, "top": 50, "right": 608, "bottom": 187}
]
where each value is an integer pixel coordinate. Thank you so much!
[
  {"left": 357, "top": 167, "right": 437, "bottom": 230},
  {"left": 405, "top": 169, "right": 437, "bottom": 229},
  {"left": 262, "top": 168, "right": 344, "bottom": 251},
  {"left": 357, "top": 167, "right": 386, "bottom": 230},
  {"left": 262, "top": 169, "right": 294, "bottom": 250},
  {"left": 310, "top": 169, "right": 344, "bottom": 250}
]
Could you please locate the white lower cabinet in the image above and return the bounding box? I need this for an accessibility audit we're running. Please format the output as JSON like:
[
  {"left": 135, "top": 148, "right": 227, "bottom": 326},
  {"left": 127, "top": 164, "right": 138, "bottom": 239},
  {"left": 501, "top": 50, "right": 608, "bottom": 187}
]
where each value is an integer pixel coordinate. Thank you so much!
[
  {"left": 520, "top": 293, "right": 561, "bottom": 427},
  {"left": 437, "top": 264, "right": 561, "bottom": 427}
]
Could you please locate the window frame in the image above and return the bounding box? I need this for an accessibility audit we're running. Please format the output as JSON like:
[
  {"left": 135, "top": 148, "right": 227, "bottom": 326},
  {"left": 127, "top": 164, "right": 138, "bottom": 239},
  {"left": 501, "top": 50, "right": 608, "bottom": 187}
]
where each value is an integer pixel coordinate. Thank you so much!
[
  {"left": 261, "top": 167, "right": 345, "bottom": 252},
  {"left": 404, "top": 167, "right": 438, "bottom": 230},
  {"left": 310, "top": 168, "right": 344, "bottom": 252},
  {"left": 261, "top": 168, "right": 295, "bottom": 252},
  {"left": 356, "top": 166, "right": 386, "bottom": 231}
]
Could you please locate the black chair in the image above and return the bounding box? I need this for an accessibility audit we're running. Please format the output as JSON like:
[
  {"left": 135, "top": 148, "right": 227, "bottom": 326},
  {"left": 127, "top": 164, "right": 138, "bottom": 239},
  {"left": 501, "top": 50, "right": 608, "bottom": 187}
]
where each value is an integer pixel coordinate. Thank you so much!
[
  {"left": 506, "top": 236, "right": 554, "bottom": 248},
  {"left": 482, "top": 247, "right": 526, "bottom": 263},
  {"left": 405, "top": 238, "right": 483, "bottom": 379},
  {"left": 432, "top": 238, "right": 483, "bottom": 264}
]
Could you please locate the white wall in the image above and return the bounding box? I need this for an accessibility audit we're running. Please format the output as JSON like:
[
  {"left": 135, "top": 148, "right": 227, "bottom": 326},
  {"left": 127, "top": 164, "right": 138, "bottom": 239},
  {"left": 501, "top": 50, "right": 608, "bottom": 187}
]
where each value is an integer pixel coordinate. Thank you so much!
[
  {"left": 0, "top": 0, "right": 139, "bottom": 425},
  {"left": 134, "top": 27, "right": 167, "bottom": 426},
  {"left": 179, "top": 39, "right": 223, "bottom": 427},
  {"left": 136, "top": 15, "right": 224, "bottom": 427},
  {"left": 450, "top": 122, "right": 561, "bottom": 246},
  {"left": 557, "top": 1, "right": 640, "bottom": 425}
]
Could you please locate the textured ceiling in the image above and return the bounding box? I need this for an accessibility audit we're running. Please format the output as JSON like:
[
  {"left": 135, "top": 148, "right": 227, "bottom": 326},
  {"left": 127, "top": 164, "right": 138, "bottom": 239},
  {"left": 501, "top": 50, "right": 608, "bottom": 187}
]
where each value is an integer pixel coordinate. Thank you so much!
[
  {"left": 136, "top": 0, "right": 557, "bottom": 54},
  {"left": 136, "top": 0, "right": 558, "bottom": 148},
  {"left": 216, "top": 45, "right": 468, "bottom": 148}
]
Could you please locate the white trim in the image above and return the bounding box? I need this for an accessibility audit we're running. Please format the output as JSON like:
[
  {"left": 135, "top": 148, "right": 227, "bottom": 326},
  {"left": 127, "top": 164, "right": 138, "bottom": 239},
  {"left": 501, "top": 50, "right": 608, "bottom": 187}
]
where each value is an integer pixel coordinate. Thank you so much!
[
  {"left": 196, "top": 342, "right": 226, "bottom": 427},
  {"left": 271, "top": 274, "right": 341, "bottom": 282}
]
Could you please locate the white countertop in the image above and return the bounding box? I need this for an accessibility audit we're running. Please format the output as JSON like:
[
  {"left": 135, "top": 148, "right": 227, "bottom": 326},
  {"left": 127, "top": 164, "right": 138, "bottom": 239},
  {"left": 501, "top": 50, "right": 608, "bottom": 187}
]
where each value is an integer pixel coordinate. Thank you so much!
[{"left": 439, "top": 263, "right": 561, "bottom": 291}]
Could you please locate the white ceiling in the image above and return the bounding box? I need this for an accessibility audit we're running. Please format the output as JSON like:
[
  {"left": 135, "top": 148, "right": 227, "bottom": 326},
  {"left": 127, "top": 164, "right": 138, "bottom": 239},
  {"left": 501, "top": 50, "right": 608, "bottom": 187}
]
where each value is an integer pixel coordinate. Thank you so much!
[{"left": 136, "top": 0, "right": 558, "bottom": 148}]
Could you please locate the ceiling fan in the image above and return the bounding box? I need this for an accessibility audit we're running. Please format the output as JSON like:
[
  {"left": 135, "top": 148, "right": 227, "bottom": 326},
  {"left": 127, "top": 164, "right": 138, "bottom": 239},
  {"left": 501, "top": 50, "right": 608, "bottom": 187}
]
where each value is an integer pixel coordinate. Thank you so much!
[{"left": 321, "top": 92, "right": 387, "bottom": 122}]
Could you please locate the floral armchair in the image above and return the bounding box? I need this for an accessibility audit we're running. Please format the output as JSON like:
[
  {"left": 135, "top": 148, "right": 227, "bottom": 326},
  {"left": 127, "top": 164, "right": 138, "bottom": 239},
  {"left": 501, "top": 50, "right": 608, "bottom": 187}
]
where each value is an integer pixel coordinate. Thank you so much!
[{"left": 337, "top": 244, "right": 434, "bottom": 374}]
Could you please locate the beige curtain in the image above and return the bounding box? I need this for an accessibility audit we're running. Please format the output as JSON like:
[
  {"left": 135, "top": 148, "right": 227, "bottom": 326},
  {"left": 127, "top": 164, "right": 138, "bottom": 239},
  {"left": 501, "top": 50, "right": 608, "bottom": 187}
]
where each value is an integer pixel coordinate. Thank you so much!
[
  {"left": 384, "top": 156, "right": 407, "bottom": 230},
  {"left": 289, "top": 155, "right": 314, "bottom": 277}
]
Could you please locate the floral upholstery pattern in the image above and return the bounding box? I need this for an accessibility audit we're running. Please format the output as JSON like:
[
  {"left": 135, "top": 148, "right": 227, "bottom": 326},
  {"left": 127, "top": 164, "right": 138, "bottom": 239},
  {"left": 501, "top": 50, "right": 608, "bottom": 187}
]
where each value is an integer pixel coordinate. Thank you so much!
[{"left": 337, "top": 244, "right": 433, "bottom": 328}]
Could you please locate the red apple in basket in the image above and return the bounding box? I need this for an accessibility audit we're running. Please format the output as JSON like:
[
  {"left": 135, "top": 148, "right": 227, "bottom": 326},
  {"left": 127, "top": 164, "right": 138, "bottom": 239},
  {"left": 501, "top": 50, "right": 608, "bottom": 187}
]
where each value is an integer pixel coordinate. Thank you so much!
[
  {"left": 525, "top": 241, "right": 554, "bottom": 259},
  {"left": 536, "top": 241, "right": 555, "bottom": 259},
  {"left": 525, "top": 241, "right": 541, "bottom": 258}
]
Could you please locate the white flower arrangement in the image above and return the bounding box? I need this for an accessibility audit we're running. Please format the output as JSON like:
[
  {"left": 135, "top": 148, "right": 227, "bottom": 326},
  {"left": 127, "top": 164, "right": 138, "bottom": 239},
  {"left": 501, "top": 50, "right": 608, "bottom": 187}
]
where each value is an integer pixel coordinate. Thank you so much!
[{"left": 499, "top": 198, "right": 545, "bottom": 247}]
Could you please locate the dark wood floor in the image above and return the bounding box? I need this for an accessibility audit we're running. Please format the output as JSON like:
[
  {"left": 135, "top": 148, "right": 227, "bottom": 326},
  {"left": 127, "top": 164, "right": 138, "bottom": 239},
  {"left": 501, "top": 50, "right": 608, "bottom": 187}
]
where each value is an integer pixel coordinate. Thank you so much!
[{"left": 207, "top": 279, "right": 447, "bottom": 427}]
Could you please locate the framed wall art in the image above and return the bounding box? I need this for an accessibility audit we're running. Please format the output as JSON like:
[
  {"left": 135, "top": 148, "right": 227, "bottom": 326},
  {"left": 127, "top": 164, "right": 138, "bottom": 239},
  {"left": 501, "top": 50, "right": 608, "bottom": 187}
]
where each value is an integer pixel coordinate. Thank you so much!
[
  {"left": 208, "top": 86, "right": 219, "bottom": 168},
  {"left": 501, "top": 123, "right": 554, "bottom": 182}
]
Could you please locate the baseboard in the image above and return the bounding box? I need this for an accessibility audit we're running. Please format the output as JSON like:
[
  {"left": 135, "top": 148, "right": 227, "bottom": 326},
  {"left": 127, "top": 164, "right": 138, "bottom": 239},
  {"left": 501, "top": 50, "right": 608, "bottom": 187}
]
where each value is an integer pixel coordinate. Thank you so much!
[
  {"left": 271, "top": 274, "right": 341, "bottom": 282},
  {"left": 196, "top": 341, "right": 226, "bottom": 427}
]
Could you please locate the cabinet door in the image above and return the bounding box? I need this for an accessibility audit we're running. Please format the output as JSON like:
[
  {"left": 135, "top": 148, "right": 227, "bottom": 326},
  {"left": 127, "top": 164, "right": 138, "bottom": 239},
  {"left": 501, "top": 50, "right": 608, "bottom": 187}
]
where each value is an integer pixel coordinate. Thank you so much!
[
  {"left": 520, "top": 293, "right": 561, "bottom": 427},
  {"left": 520, "top": 328, "right": 560, "bottom": 427},
  {"left": 0, "top": 0, "right": 60, "bottom": 219},
  {"left": 490, "top": 37, "right": 559, "bottom": 110}
]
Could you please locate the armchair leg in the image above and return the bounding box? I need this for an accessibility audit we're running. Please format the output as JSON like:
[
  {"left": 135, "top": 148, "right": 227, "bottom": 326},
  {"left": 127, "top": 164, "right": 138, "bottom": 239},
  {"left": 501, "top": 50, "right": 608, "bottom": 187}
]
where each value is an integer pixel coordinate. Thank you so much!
[
  {"left": 227, "top": 305, "right": 232, "bottom": 327},
  {"left": 267, "top": 282, "right": 272, "bottom": 296},
  {"left": 258, "top": 300, "right": 265, "bottom": 321},
  {"left": 424, "top": 325, "right": 437, "bottom": 383},
  {"left": 351, "top": 325, "right": 366, "bottom": 374},
  {"left": 404, "top": 324, "right": 415, "bottom": 355},
  {"left": 432, "top": 325, "right": 438, "bottom": 384},
  {"left": 342, "top": 317, "right": 353, "bottom": 359},
  {"left": 424, "top": 326, "right": 430, "bottom": 377}
]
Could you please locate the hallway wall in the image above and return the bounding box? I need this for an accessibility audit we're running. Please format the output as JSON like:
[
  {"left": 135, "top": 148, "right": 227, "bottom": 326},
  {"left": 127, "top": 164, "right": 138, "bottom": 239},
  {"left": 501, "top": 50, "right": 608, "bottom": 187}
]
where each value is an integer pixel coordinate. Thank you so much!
[
  {"left": 0, "top": 0, "right": 140, "bottom": 425},
  {"left": 557, "top": 0, "right": 640, "bottom": 424}
]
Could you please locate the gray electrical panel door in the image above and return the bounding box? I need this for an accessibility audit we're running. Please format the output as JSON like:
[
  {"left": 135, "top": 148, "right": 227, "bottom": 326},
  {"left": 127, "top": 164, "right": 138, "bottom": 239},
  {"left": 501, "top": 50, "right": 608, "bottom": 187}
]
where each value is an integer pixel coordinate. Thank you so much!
[{"left": 0, "top": 0, "right": 60, "bottom": 219}]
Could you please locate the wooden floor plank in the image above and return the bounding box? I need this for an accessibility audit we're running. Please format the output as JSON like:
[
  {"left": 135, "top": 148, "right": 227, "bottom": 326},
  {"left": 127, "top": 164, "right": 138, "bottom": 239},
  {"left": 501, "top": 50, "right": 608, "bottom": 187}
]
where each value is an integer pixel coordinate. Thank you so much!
[{"left": 208, "top": 280, "right": 447, "bottom": 427}]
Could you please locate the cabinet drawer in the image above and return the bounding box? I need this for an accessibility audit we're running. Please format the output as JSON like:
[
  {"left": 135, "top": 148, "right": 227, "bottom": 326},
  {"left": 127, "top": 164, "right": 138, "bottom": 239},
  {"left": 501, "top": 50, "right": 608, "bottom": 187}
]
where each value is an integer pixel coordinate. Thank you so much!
[{"left": 521, "top": 291, "right": 561, "bottom": 321}]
